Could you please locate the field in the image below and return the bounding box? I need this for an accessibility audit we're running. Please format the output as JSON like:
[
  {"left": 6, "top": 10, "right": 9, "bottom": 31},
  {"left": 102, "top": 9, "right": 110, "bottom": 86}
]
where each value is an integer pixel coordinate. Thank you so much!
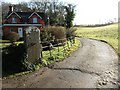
[{"left": 76, "top": 23, "right": 118, "bottom": 54}]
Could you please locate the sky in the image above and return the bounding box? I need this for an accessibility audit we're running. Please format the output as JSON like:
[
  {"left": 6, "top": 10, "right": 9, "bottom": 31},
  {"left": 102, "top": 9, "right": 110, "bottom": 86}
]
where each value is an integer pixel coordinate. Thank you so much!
[{"left": 2, "top": 0, "right": 120, "bottom": 25}]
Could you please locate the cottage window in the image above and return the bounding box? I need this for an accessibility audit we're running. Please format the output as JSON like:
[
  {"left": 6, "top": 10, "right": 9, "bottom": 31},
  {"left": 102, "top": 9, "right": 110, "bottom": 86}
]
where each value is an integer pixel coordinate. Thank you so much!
[
  {"left": 33, "top": 18, "right": 37, "bottom": 23},
  {"left": 12, "top": 17, "right": 17, "bottom": 23}
]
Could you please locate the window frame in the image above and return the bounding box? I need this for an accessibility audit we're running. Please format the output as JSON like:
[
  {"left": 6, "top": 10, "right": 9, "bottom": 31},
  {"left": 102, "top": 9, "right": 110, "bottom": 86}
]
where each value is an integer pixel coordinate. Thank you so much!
[
  {"left": 12, "top": 17, "right": 17, "bottom": 23},
  {"left": 33, "top": 17, "right": 37, "bottom": 23}
]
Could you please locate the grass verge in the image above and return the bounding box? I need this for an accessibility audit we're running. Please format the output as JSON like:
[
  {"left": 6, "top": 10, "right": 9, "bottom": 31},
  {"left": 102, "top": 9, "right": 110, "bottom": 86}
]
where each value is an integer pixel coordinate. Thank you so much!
[
  {"left": 3, "top": 38, "right": 80, "bottom": 78},
  {"left": 0, "top": 40, "right": 23, "bottom": 49},
  {"left": 42, "top": 38, "right": 80, "bottom": 67}
]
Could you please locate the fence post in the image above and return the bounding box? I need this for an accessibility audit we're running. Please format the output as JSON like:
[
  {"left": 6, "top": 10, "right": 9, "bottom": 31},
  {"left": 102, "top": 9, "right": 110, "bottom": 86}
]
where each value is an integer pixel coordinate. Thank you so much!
[
  {"left": 57, "top": 39, "right": 60, "bottom": 52},
  {"left": 49, "top": 43, "right": 52, "bottom": 57},
  {"left": 73, "top": 37, "right": 75, "bottom": 44},
  {"left": 62, "top": 42, "right": 65, "bottom": 57},
  {"left": 67, "top": 40, "right": 70, "bottom": 49},
  {"left": 70, "top": 37, "right": 72, "bottom": 47}
]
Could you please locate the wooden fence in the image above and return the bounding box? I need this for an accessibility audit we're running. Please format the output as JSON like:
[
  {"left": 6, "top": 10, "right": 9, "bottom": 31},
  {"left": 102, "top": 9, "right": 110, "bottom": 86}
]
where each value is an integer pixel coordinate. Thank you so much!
[{"left": 41, "top": 37, "right": 75, "bottom": 60}]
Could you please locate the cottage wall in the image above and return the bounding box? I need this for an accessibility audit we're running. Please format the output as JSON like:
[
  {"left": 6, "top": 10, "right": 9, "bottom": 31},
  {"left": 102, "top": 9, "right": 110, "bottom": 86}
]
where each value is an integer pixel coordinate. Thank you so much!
[{"left": 3, "top": 9, "right": 45, "bottom": 38}]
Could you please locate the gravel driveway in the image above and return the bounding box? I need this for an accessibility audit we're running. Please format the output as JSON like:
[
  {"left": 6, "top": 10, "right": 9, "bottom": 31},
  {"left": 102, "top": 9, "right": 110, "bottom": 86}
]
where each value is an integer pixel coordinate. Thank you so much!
[{"left": 2, "top": 38, "right": 119, "bottom": 88}]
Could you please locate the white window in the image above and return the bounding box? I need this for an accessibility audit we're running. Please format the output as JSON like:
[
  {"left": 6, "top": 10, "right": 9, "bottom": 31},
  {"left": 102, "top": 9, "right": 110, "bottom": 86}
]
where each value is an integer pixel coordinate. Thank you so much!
[
  {"left": 12, "top": 17, "right": 17, "bottom": 23},
  {"left": 18, "top": 28, "right": 23, "bottom": 37},
  {"left": 33, "top": 18, "right": 37, "bottom": 23}
]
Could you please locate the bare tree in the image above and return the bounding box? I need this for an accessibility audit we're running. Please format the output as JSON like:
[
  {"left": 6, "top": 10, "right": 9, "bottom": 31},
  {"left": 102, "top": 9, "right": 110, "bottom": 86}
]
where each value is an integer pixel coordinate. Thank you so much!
[
  {"left": 28, "top": 0, "right": 66, "bottom": 26},
  {"left": 1, "top": 2, "right": 11, "bottom": 20},
  {"left": 14, "top": 2, "right": 31, "bottom": 12}
]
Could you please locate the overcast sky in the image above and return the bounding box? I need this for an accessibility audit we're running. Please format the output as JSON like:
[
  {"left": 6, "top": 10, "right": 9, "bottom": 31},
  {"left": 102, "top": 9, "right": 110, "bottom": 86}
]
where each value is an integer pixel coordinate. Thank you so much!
[{"left": 2, "top": 0, "right": 120, "bottom": 25}]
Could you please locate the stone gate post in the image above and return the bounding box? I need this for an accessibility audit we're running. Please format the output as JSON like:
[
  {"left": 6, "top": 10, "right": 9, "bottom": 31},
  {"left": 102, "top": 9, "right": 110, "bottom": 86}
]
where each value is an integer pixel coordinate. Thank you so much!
[{"left": 24, "top": 27, "right": 42, "bottom": 64}]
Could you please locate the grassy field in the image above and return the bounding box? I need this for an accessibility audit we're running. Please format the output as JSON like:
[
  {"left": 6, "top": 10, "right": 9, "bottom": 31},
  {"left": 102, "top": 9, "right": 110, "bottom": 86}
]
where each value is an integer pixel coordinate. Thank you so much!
[{"left": 76, "top": 23, "right": 118, "bottom": 54}]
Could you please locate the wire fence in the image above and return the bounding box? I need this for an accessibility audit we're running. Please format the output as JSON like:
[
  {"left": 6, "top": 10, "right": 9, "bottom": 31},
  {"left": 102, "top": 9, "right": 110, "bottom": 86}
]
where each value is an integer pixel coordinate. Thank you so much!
[{"left": 41, "top": 37, "right": 75, "bottom": 60}]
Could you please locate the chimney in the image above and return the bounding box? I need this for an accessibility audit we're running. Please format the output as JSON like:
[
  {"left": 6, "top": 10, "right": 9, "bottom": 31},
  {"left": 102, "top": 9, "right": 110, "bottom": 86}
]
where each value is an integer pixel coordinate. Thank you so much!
[{"left": 9, "top": 5, "right": 13, "bottom": 12}]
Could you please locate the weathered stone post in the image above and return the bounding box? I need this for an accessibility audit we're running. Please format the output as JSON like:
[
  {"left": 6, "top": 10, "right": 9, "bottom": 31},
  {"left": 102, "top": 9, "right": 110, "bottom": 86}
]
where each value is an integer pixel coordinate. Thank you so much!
[{"left": 24, "top": 27, "right": 42, "bottom": 64}]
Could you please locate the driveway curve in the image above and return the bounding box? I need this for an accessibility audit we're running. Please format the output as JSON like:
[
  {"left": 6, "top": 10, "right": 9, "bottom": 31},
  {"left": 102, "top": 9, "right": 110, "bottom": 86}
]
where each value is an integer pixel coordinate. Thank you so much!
[{"left": 2, "top": 38, "right": 119, "bottom": 88}]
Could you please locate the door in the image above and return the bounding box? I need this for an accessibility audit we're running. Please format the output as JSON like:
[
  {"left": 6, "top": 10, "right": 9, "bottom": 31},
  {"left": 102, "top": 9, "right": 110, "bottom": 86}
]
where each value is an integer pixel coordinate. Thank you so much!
[{"left": 18, "top": 28, "right": 23, "bottom": 37}]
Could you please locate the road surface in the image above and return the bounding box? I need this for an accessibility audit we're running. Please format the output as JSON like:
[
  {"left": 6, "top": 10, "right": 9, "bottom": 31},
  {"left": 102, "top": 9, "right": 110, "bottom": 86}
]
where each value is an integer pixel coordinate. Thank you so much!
[{"left": 2, "top": 38, "right": 119, "bottom": 88}]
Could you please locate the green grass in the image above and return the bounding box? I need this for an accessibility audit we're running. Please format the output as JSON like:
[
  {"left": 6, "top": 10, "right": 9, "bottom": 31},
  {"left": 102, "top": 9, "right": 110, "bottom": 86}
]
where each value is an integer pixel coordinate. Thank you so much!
[
  {"left": 41, "top": 38, "right": 80, "bottom": 67},
  {"left": 0, "top": 40, "right": 24, "bottom": 49},
  {"left": 76, "top": 23, "right": 118, "bottom": 53}
]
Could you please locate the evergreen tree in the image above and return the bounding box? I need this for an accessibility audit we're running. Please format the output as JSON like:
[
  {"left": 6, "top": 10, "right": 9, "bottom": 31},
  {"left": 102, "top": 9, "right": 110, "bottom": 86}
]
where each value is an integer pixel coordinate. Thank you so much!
[{"left": 65, "top": 4, "right": 76, "bottom": 28}]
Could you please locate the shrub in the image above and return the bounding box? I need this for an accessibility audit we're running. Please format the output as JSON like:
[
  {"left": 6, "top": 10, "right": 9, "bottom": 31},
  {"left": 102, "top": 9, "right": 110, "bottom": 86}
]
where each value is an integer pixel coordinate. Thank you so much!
[
  {"left": 66, "top": 28, "right": 77, "bottom": 38},
  {"left": 40, "top": 29, "right": 54, "bottom": 43},
  {"left": 8, "top": 32, "right": 20, "bottom": 44},
  {"left": 2, "top": 44, "right": 26, "bottom": 76},
  {"left": 47, "top": 26, "right": 66, "bottom": 39},
  {"left": 40, "top": 26, "right": 67, "bottom": 46}
]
